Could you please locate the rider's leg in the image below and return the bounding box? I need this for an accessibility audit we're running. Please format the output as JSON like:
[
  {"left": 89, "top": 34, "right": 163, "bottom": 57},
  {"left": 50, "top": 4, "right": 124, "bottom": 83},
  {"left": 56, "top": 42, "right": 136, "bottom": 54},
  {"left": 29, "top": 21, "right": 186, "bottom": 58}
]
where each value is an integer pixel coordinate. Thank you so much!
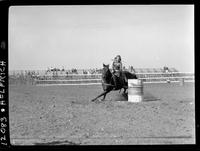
[
  {"left": 121, "top": 72, "right": 128, "bottom": 89},
  {"left": 112, "top": 75, "right": 118, "bottom": 90},
  {"left": 120, "top": 72, "right": 125, "bottom": 85},
  {"left": 123, "top": 72, "right": 128, "bottom": 83}
]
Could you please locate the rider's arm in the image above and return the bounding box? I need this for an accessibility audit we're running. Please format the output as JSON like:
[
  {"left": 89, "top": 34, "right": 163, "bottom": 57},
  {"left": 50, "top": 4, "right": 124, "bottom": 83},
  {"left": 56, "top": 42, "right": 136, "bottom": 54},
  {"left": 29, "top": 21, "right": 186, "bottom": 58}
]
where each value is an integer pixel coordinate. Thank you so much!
[
  {"left": 119, "top": 62, "right": 122, "bottom": 71},
  {"left": 112, "top": 62, "right": 115, "bottom": 72}
]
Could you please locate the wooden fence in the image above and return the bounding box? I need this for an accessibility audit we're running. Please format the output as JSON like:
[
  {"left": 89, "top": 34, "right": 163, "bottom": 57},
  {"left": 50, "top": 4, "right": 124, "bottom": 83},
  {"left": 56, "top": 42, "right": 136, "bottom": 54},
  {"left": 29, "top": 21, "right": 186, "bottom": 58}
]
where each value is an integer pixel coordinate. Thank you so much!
[{"left": 32, "top": 72, "right": 194, "bottom": 86}]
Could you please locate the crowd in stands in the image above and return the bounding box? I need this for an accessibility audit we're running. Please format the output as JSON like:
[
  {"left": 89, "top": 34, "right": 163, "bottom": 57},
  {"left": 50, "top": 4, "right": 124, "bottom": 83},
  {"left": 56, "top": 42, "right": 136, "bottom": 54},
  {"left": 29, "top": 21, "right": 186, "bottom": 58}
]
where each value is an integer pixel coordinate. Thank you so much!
[
  {"left": 9, "top": 66, "right": 180, "bottom": 84},
  {"left": 9, "top": 66, "right": 179, "bottom": 77},
  {"left": 44, "top": 67, "right": 103, "bottom": 75},
  {"left": 8, "top": 66, "right": 195, "bottom": 86}
]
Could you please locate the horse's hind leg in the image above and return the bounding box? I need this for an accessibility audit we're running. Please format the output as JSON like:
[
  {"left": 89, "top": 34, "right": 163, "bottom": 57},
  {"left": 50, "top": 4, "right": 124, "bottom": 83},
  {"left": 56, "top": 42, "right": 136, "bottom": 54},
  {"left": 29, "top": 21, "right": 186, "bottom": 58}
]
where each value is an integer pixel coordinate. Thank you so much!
[
  {"left": 123, "top": 88, "right": 127, "bottom": 94},
  {"left": 101, "top": 90, "right": 111, "bottom": 101}
]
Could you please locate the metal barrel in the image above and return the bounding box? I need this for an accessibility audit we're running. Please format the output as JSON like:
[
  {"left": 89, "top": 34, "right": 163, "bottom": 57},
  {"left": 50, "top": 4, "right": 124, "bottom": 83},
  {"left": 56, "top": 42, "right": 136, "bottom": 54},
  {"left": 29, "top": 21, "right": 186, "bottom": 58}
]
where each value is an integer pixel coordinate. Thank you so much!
[{"left": 128, "top": 79, "right": 143, "bottom": 103}]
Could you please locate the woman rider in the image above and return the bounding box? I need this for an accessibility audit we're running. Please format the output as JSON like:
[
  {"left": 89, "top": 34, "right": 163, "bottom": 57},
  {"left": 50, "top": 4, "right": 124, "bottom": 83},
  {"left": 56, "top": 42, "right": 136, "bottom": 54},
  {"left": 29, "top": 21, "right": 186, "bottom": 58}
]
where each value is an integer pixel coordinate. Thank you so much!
[{"left": 112, "top": 55, "right": 127, "bottom": 89}]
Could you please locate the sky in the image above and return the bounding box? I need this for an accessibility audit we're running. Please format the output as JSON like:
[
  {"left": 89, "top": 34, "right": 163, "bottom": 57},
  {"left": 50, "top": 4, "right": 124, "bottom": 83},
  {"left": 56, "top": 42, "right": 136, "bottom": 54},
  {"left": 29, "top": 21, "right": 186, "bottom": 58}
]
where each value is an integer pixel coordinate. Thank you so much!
[{"left": 9, "top": 5, "right": 194, "bottom": 72}]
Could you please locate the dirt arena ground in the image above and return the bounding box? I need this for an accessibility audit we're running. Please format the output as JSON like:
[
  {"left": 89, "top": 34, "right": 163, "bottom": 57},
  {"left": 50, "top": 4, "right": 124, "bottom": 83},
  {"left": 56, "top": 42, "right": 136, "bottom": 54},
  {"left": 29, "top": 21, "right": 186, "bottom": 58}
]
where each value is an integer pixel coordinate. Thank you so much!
[{"left": 9, "top": 82, "right": 195, "bottom": 145}]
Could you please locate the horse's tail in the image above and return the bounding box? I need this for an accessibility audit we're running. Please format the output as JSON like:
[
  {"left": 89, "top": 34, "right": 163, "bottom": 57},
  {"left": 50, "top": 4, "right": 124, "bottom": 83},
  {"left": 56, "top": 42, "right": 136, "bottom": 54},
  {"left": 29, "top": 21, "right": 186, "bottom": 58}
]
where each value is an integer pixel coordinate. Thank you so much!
[{"left": 124, "top": 71, "right": 137, "bottom": 79}]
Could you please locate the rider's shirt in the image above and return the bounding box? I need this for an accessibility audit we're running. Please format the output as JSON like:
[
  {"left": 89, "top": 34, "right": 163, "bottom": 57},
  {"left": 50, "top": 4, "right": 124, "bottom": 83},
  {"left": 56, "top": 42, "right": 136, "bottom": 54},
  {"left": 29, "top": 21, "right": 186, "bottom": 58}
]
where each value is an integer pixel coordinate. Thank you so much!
[
  {"left": 112, "top": 60, "right": 122, "bottom": 77},
  {"left": 113, "top": 62, "right": 122, "bottom": 71}
]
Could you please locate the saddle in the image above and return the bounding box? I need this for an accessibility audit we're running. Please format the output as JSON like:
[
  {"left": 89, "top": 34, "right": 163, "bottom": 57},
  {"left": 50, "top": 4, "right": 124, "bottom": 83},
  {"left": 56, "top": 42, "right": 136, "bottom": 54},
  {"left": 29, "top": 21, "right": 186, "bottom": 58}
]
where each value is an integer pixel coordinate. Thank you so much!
[{"left": 112, "top": 71, "right": 125, "bottom": 89}]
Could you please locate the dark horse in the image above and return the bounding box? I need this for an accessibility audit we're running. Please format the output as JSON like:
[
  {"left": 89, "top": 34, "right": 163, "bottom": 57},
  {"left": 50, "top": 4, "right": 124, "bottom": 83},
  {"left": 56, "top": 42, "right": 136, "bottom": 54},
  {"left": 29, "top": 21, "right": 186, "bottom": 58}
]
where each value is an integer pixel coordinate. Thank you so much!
[{"left": 91, "top": 64, "right": 137, "bottom": 102}]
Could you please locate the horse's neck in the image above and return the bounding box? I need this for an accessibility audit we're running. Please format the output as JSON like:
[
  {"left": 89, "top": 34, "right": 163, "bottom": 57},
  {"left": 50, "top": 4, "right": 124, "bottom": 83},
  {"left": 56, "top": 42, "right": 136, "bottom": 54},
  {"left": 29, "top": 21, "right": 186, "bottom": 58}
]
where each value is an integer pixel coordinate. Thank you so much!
[
  {"left": 102, "top": 70, "right": 112, "bottom": 83},
  {"left": 107, "top": 71, "right": 113, "bottom": 82}
]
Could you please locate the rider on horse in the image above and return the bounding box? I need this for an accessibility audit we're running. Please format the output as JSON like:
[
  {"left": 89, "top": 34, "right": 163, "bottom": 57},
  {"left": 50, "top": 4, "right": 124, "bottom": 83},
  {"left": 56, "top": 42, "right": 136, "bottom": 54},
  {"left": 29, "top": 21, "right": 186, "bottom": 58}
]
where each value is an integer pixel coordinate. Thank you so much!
[{"left": 112, "top": 55, "right": 127, "bottom": 89}]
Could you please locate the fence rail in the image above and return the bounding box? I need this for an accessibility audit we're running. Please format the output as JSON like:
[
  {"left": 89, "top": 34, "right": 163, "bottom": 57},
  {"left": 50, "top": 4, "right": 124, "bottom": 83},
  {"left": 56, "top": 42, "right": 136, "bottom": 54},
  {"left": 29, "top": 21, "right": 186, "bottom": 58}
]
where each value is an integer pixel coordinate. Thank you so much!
[
  {"left": 34, "top": 72, "right": 194, "bottom": 86},
  {"left": 9, "top": 71, "right": 194, "bottom": 86},
  {"left": 35, "top": 79, "right": 195, "bottom": 86},
  {"left": 139, "top": 76, "right": 194, "bottom": 80}
]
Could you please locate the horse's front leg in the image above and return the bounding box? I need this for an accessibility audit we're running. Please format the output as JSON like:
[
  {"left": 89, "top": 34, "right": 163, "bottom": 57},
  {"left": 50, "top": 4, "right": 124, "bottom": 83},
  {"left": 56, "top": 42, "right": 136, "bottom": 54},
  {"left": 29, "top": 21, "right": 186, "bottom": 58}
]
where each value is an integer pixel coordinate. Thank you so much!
[
  {"left": 102, "top": 91, "right": 108, "bottom": 101},
  {"left": 101, "top": 89, "right": 113, "bottom": 101},
  {"left": 91, "top": 90, "right": 108, "bottom": 102}
]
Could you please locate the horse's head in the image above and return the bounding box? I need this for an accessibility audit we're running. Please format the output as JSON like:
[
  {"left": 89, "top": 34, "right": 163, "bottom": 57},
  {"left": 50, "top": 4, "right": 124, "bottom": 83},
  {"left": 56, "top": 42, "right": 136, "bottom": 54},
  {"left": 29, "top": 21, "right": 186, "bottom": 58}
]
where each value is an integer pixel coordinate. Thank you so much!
[
  {"left": 102, "top": 63, "right": 109, "bottom": 73},
  {"left": 102, "top": 63, "right": 112, "bottom": 82}
]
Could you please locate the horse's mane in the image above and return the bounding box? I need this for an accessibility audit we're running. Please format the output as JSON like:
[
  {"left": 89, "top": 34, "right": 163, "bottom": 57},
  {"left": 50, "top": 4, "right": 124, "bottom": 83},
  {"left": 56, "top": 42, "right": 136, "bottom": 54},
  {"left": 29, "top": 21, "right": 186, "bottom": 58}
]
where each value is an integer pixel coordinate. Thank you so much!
[{"left": 102, "top": 65, "right": 112, "bottom": 82}]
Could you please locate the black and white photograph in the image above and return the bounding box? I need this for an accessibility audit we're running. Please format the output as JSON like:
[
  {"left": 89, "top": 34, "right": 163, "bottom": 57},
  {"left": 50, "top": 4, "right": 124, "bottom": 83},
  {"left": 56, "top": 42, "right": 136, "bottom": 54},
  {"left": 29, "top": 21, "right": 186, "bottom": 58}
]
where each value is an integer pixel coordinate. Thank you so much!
[{"left": 8, "top": 5, "right": 195, "bottom": 145}]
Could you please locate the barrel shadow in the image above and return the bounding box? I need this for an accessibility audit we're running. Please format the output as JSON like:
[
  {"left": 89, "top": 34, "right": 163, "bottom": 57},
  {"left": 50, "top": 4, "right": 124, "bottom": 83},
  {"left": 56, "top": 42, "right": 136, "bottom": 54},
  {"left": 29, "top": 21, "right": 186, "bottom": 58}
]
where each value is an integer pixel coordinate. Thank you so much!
[
  {"left": 115, "top": 92, "right": 160, "bottom": 102},
  {"left": 34, "top": 140, "right": 80, "bottom": 145},
  {"left": 143, "top": 92, "right": 160, "bottom": 102},
  {"left": 122, "top": 93, "right": 128, "bottom": 100}
]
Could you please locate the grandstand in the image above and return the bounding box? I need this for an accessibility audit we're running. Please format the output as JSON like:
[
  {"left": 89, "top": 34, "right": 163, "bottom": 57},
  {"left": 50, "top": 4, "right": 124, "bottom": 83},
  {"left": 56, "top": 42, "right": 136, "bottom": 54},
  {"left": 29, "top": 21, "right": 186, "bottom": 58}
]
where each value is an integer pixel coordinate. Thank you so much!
[
  {"left": 9, "top": 67, "right": 195, "bottom": 85},
  {"left": 133, "top": 67, "right": 178, "bottom": 74},
  {"left": 8, "top": 67, "right": 179, "bottom": 75}
]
